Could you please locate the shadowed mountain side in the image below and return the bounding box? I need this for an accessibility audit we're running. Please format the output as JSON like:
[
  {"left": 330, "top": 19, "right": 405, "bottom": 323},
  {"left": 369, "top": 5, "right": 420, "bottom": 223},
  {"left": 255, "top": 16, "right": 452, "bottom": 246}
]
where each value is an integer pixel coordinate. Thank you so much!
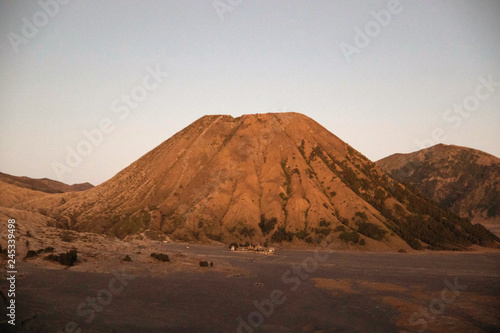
[
  {"left": 377, "top": 144, "right": 500, "bottom": 233},
  {"left": 10, "top": 113, "right": 499, "bottom": 251}
]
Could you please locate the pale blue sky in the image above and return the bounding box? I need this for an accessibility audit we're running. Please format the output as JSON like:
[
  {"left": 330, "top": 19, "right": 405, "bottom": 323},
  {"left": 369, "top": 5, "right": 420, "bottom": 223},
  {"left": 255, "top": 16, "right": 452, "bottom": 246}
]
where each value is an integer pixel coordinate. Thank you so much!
[{"left": 1, "top": 0, "right": 499, "bottom": 185}]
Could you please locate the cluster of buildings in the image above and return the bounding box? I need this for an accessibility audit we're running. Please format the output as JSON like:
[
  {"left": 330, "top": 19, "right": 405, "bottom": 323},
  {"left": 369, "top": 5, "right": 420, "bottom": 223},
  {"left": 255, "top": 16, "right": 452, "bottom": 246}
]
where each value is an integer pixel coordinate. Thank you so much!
[{"left": 230, "top": 244, "right": 275, "bottom": 255}]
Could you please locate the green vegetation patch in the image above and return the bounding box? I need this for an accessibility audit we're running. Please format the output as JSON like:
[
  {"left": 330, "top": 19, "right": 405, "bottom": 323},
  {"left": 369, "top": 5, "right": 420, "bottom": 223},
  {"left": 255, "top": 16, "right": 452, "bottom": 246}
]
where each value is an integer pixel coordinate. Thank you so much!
[
  {"left": 271, "top": 227, "right": 294, "bottom": 243},
  {"left": 259, "top": 215, "right": 278, "bottom": 236},
  {"left": 45, "top": 249, "right": 78, "bottom": 266},
  {"left": 339, "top": 230, "right": 359, "bottom": 244},
  {"left": 356, "top": 221, "right": 387, "bottom": 241}
]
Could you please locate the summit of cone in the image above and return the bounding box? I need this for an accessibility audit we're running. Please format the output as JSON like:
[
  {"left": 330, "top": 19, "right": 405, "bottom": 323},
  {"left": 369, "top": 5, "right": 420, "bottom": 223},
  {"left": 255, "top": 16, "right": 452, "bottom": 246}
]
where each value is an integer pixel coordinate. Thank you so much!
[{"left": 14, "top": 113, "right": 499, "bottom": 250}]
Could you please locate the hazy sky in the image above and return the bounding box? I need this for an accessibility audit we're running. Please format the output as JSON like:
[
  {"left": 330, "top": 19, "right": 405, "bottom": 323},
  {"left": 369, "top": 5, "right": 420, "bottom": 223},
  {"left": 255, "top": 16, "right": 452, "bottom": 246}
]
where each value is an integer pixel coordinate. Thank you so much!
[{"left": 1, "top": 0, "right": 499, "bottom": 186}]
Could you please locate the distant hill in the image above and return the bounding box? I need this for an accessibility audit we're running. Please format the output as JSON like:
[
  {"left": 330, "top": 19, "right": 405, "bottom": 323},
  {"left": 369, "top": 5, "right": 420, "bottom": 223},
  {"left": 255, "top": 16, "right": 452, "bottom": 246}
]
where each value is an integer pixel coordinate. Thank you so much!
[
  {"left": 0, "top": 172, "right": 93, "bottom": 194},
  {"left": 376, "top": 144, "right": 500, "bottom": 231},
  {"left": 17, "top": 113, "right": 497, "bottom": 251}
]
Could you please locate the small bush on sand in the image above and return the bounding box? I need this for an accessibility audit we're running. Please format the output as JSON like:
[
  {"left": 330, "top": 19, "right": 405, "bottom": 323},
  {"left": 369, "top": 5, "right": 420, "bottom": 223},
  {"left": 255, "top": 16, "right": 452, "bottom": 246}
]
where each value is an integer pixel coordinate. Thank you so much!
[
  {"left": 150, "top": 253, "right": 170, "bottom": 262},
  {"left": 199, "top": 261, "right": 209, "bottom": 267},
  {"left": 59, "top": 249, "right": 78, "bottom": 266},
  {"left": 25, "top": 250, "right": 38, "bottom": 258},
  {"left": 45, "top": 249, "right": 78, "bottom": 266}
]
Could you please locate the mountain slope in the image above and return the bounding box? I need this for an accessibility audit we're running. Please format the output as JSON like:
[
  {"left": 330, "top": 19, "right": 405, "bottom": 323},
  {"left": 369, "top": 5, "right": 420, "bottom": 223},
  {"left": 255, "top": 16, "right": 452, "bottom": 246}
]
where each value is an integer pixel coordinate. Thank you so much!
[
  {"left": 376, "top": 144, "right": 500, "bottom": 230},
  {"left": 0, "top": 172, "right": 93, "bottom": 194},
  {"left": 0, "top": 179, "right": 50, "bottom": 208},
  {"left": 16, "top": 114, "right": 499, "bottom": 250}
]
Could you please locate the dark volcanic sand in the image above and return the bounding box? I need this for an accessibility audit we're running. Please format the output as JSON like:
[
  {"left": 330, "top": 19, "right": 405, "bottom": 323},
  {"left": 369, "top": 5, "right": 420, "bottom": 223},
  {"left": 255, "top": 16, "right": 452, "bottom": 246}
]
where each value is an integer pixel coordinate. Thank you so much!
[{"left": 1, "top": 244, "right": 499, "bottom": 332}]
